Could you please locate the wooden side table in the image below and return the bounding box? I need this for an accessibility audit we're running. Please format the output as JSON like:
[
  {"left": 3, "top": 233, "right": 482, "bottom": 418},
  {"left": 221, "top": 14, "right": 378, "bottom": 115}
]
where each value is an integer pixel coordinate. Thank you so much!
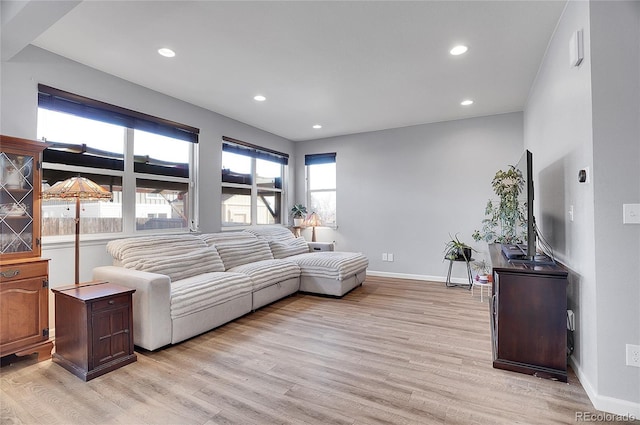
[{"left": 52, "top": 281, "right": 136, "bottom": 381}]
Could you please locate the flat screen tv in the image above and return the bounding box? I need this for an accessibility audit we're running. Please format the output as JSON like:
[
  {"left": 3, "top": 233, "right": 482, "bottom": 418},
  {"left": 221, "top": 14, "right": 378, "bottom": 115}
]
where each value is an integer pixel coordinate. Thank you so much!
[
  {"left": 515, "top": 149, "right": 536, "bottom": 260},
  {"left": 500, "top": 149, "right": 555, "bottom": 264}
]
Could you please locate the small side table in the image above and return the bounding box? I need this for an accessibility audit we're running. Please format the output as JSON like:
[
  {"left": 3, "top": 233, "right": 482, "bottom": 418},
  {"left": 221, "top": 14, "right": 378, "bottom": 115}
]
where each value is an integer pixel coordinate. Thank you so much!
[
  {"left": 52, "top": 281, "right": 136, "bottom": 381},
  {"left": 445, "top": 257, "right": 473, "bottom": 289},
  {"left": 472, "top": 280, "right": 492, "bottom": 302}
]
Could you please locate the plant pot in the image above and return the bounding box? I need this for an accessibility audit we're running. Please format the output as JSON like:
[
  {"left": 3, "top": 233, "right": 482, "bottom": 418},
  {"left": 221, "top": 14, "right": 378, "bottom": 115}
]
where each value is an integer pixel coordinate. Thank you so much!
[
  {"left": 293, "top": 218, "right": 304, "bottom": 227},
  {"left": 455, "top": 247, "right": 472, "bottom": 261}
]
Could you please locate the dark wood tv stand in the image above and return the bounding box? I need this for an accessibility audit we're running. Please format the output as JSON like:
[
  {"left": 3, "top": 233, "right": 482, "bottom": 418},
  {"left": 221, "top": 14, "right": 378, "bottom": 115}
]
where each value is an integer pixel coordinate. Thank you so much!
[{"left": 489, "top": 244, "right": 568, "bottom": 382}]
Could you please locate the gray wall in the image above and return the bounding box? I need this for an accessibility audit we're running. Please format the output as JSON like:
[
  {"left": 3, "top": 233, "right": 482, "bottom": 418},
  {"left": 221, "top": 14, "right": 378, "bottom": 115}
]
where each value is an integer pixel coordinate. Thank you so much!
[
  {"left": 1, "top": 45, "right": 295, "bottom": 287},
  {"left": 525, "top": 0, "right": 640, "bottom": 414},
  {"left": 590, "top": 0, "right": 640, "bottom": 407},
  {"left": 294, "top": 112, "right": 524, "bottom": 282}
]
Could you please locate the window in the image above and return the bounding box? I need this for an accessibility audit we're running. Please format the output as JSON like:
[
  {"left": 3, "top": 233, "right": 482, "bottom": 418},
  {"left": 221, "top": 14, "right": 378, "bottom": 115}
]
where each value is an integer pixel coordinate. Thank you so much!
[
  {"left": 221, "top": 136, "right": 287, "bottom": 227},
  {"left": 305, "top": 153, "right": 336, "bottom": 227},
  {"left": 37, "top": 84, "right": 198, "bottom": 238}
]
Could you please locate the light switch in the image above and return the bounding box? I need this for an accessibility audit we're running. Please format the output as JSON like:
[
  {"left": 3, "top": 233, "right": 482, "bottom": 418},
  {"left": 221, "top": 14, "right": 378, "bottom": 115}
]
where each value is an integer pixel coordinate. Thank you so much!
[{"left": 623, "top": 204, "right": 640, "bottom": 224}]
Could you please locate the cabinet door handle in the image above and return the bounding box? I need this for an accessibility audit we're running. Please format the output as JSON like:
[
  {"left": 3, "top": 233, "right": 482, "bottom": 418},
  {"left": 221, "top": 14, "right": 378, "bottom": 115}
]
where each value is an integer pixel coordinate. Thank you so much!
[
  {"left": 108, "top": 300, "right": 115, "bottom": 305},
  {"left": 124, "top": 329, "right": 130, "bottom": 333},
  {"left": 0, "top": 269, "right": 20, "bottom": 278}
]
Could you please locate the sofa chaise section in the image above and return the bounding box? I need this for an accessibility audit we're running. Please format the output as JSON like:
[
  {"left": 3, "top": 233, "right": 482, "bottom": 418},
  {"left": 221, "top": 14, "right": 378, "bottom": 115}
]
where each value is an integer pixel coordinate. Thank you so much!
[
  {"left": 245, "top": 226, "right": 369, "bottom": 297},
  {"left": 287, "top": 251, "right": 368, "bottom": 296}
]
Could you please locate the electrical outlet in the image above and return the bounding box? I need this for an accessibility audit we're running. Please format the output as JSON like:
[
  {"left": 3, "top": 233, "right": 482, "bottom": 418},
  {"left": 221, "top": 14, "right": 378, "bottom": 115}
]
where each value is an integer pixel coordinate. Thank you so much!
[
  {"left": 623, "top": 204, "right": 640, "bottom": 224},
  {"left": 566, "top": 310, "right": 575, "bottom": 331},
  {"left": 388, "top": 253, "right": 394, "bottom": 262},
  {"left": 382, "top": 253, "right": 388, "bottom": 261},
  {"left": 568, "top": 205, "right": 574, "bottom": 222},
  {"left": 626, "top": 344, "right": 640, "bottom": 367}
]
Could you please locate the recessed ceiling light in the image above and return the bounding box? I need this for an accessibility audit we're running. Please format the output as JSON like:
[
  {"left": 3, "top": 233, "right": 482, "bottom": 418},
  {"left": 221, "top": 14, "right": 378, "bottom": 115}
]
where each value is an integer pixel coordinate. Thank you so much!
[
  {"left": 254, "top": 95, "right": 266, "bottom": 102},
  {"left": 450, "top": 45, "right": 468, "bottom": 56},
  {"left": 312, "top": 124, "right": 322, "bottom": 129},
  {"left": 158, "top": 48, "right": 175, "bottom": 58},
  {"left": 461, "top": 99, "right": 474, "bottom": 106}
]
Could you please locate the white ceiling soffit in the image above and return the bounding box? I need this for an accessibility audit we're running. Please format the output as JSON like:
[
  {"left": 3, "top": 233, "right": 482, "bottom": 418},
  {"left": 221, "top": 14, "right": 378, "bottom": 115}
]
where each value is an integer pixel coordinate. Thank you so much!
[{"left": 30, "top": 1, "right": 567, "bottom": 142}]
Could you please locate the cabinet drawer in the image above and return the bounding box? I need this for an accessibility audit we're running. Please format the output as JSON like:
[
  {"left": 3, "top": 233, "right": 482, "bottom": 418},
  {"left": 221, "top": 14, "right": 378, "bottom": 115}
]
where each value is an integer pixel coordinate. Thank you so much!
[
  {"left": 0, "top": 260, "right": 48, "bottom": 283},
  {"left": 92, "top": 294, "right": 130, "bottom": 313}
]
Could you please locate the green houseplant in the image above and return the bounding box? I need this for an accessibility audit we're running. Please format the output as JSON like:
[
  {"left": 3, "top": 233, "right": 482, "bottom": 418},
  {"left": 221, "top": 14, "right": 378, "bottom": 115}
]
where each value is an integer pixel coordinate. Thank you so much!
[
  {"left": 290, "top": 204, "right": 307, "bottom": 226},
  {"left": 443, "top": 233, "right": 476, "bottom": 261},
  {"left": 472, "top": 165, "right": 527, "bottom": 244},
  {"left": 472, "top": 259, "right": 492, "bottom": 281}
]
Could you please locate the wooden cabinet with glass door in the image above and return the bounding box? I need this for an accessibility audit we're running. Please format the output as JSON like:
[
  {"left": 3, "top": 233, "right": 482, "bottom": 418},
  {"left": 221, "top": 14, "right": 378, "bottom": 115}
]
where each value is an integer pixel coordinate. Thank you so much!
[{"left": 0, "top": 135, "right": 53, "bottom": 361}]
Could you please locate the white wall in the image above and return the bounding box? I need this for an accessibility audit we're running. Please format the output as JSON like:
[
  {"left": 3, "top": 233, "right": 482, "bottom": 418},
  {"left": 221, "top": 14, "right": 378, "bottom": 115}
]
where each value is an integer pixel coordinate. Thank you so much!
[
  {"left": 525, "top": 0, "right": 640, "bottom": 415},
  {"left": 295, "top": 112, "right": 524, "bottom": 282},
  {"left": 1, "top": 45, "right": 294, "bottom": 291}
]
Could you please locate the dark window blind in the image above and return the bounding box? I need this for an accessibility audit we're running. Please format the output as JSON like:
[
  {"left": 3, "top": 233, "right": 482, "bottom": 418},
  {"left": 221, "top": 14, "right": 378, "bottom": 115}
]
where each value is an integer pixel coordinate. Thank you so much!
[
  {"left": 222, "top": 136, "right": 289, "bottom": 165},
  {"left": 305, "top": 152, "right": 336, "bottom": 165},
  {"left": 38, "top": 84, "right": 199, "bottom": 143}
]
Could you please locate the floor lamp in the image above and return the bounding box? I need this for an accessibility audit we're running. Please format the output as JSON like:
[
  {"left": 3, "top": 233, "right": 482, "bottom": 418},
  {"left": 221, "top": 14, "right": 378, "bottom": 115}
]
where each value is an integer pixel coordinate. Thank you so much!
[
  {"left": 42, "top": 176, "right": 112, "bottom": 285},
  {"left": 304, "top": 212, "right": 322, "bottom": 242}
]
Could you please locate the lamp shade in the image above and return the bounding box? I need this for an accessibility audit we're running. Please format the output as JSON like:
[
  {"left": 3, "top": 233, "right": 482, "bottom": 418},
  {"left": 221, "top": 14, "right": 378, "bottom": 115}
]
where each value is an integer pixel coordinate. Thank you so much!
[
  {"left": 304, "top": 212, "right": 322, "bottom": 242},
  {"left": 304, "top": 212, "right": 322, "bottom": 227},
  {"left": 42, "top": 176, "right": 112, "bottom": 201}
]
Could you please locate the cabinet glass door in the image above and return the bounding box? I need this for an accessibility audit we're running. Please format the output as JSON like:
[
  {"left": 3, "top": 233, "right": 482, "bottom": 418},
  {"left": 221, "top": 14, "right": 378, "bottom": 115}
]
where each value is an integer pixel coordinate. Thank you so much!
[{"left": 1, "top": 152, "right": 35, "bottom": 255}]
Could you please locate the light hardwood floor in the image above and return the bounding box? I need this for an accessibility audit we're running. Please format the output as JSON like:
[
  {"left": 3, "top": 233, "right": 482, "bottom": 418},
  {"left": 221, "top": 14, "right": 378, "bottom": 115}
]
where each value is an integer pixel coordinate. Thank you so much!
[{"left": 0, "top": 276, "right": 625, "bottom": 424}]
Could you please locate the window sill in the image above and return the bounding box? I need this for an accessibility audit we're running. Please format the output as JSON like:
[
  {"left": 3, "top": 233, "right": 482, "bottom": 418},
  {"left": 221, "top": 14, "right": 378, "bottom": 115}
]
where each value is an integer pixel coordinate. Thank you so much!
[{"left": 42, "top": 228, "right": 195, "bottom": 248}]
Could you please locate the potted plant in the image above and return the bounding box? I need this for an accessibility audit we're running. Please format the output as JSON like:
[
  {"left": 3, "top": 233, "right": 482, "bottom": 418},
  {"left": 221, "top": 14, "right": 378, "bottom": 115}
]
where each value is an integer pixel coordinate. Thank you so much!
[
  {"left": 472, "top": 165, "right": 527, "bottom": 244},
  {"left": 472, "top": 259, "right": 492, "bottom": 282},
  {"left": 443, "top": 233, "right": 476, "bottom": 261},
  {"left": 290, "top": 204, "right": 307, "bottom": 227}
]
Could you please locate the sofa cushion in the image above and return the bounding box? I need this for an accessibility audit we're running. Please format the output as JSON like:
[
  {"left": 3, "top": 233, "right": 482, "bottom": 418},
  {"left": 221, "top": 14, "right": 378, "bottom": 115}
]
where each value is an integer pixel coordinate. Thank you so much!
[
  {"left": 245, "top": 225, "right": 296, "bottom": 243},
  {"left": 268, "top": 237, "right": 309, "bottom": 259},
  {"left": 214, "top": 238, "right": 274, "bottom": 270},
  {"left": 287, "top": 252, "right": 369, "bottom": 281},
  {"left": 199, "top": 231, "right": 257, "bottom": 246},
  {"left": 107, "top": 234, "right": 206, "bottom": 266},
  {"left": 170, "top": 272, "right": 252, "bottom": 319},
  {"left": 124, "top": 247, "right": 225, "bottom": 281},
  {"left": 228, "top": 259, "right": 301, "bottom": 291}
]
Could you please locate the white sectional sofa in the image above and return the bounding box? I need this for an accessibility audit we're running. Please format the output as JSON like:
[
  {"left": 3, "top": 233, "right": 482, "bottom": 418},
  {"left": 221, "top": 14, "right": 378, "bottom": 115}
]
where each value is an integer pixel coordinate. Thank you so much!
[{"left": 93, "top": 226, "right": 368, "bottom": 351}]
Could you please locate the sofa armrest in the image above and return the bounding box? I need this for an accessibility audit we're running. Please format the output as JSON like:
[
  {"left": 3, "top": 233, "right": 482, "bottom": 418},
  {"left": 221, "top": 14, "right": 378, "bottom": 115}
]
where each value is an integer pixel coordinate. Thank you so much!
[
  {"left": 93, "top": 266, "right": 172, "bottom": 351},
  {"left": 308, "top": 242, "right": 335, "bottom": 252}
]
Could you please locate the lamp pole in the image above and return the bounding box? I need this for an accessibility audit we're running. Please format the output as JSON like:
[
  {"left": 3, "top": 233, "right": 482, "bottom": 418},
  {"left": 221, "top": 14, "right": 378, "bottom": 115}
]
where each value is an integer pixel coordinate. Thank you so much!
[{"left": 74, "top": 196, "right": 80, "bottom": 285}]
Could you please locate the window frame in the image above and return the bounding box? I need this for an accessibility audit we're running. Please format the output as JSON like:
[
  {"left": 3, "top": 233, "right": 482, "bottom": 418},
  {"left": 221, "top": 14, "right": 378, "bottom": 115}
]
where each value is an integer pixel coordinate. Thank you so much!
[
  {"left": 37, "top": 87, "right": 199, "bottom": 241},
  {"left": 305, "top": 153, "right": 337, "bottom": 228},
  {"left": 221, "top": 137, "right": 288, "bottom": 228}
]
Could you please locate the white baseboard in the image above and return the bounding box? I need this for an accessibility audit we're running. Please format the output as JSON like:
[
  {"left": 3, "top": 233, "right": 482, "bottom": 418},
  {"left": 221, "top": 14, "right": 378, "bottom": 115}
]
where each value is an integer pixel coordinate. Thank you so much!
[
  {"left": 569, "top": 356, "right": 640, "bottom": 418},
  {"left": 366, "top": 270, "right": 470, "bottom": 285}
]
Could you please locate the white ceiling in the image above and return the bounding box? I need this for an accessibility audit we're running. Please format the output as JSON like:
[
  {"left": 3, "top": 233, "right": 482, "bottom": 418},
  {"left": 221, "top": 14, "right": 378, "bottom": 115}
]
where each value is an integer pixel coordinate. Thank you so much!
[{"left": 15, "top": 1, "right": 567, "bottom": 141}]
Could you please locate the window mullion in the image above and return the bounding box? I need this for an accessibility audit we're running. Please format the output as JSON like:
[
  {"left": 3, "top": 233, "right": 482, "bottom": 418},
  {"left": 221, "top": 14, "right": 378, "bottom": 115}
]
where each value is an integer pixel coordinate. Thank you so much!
[
  {"left": 190, "top": 142, "right": 198, "bottom": 232},
  {"left": 122, "top": 128, "right": 136, "bottom": 234},
  {"left": 251, "top": 157, "right": 257, "bottom": 225}
]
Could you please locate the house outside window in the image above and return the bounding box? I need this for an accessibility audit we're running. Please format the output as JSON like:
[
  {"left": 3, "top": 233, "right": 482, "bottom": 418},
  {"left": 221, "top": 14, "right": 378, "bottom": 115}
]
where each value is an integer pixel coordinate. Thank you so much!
[
  {"left": 221, "top": 136, "right": 287, "bottom": 227},
  {"left": 37, "top": 84, "right": 198, "bottom": 238},
  {"left": 305, "top": 153, "right": 336, "bottom": 227}
]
